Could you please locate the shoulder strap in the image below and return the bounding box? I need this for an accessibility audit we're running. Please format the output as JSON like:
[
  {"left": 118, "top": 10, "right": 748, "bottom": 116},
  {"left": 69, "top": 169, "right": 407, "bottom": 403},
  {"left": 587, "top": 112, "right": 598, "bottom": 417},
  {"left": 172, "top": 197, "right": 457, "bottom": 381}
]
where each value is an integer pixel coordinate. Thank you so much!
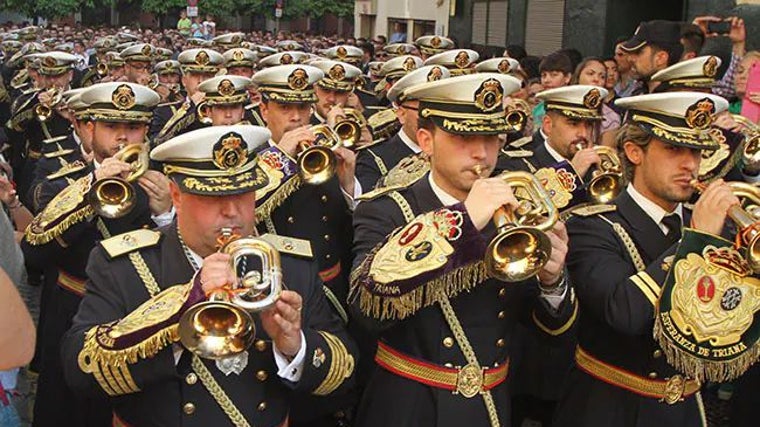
[{"left": 386, "top": 190, "right": 414, "bottom": 223}]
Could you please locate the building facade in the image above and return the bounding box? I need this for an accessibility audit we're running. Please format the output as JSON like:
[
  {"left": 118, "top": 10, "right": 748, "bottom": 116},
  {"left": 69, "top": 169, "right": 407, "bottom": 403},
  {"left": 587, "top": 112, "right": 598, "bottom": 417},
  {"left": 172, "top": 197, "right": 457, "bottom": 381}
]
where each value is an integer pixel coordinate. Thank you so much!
[{"left": 354, "top": 0, "right": 452, "bottom": 42}]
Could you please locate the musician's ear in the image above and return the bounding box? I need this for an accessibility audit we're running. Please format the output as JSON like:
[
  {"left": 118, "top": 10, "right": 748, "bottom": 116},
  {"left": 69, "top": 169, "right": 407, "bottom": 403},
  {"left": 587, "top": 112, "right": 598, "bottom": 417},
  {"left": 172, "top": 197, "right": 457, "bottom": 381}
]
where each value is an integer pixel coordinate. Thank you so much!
[{"left": 623, "top": 140, "right": 644, "bottom": 167}]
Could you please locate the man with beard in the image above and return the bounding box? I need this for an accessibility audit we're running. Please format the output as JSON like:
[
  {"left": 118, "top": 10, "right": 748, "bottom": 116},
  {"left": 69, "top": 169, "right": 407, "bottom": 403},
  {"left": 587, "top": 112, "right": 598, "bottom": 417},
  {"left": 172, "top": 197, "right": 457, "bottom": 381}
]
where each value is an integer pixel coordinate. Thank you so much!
[
  {"left": 22, "top": 82, "right": 169, "bottom": 427},
  {"left": 619, "top": 20, "right": 684, "bottom": 95},
  {"left": 553, "top": 91, "right": 731, "bottom": 426}
]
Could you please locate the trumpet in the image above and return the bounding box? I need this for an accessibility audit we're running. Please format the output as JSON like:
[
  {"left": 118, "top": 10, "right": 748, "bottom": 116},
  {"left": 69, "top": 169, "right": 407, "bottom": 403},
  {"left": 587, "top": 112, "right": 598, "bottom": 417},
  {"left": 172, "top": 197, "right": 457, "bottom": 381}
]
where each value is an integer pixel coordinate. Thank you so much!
[
  {"left": 87, "top": 144, "right": 149, "bottom": 219},
  {"left": 34, "top": 87, "right": 63, "bottom": 122},
  {"left": 333, "top": 108, "right": 364, "bottom": 149},
  {"left": 480, "top": 168, "right": 559, "bottom": 282},
  {"left": 297, "top": 124, "right": 354, "bottom": 185},
  {"left": 178, "top": 229, "right": 282, "bottom": 360},
  {"left": 96, "top": 61, "right": 109, "bottom": 77},
  {"left": 197, "top": 101, "right": 212, "bottom": 125},
  {"left": 692, "top": 180, "right": 760, "bottom": 273},
  {"left": 575, "top": 143, "right": 623, "bottom": 204}
]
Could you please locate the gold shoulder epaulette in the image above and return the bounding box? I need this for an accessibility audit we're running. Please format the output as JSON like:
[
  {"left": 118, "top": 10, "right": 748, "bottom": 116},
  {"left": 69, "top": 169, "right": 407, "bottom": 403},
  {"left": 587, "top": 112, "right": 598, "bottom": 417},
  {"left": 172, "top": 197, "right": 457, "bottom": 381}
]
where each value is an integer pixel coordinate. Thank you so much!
[
  {"left": 43, "top": 148, "right": 75, "bottom": 159},
  {"left": 356, "top": 184, "right": 406, "bottom": 201},
  {"left": 100, "top": 229, "right": 162, "bottom": 259},
  {"left": 43, "top": 135, "right": 69, "bottom": 144},
  {"left": 258, "top": 233, "right": 313, "bottom": 258},
  {"left": 47, "top": 160, "right": 86, "bottom": 180},
  {"left": 157, "top": 99, "right": 183, "bottom": 107},
  {"left": 367, "top": 108, "right": 397, "bottom": 128},
  {"left": 501, "top": 148, "right": 533, "bottom": 158},
  {"left": 509, "top": 136, "right": 533, "bottom": 148},
  {"left": 571, "top": 204, "right": 617, "bottom": 217}
]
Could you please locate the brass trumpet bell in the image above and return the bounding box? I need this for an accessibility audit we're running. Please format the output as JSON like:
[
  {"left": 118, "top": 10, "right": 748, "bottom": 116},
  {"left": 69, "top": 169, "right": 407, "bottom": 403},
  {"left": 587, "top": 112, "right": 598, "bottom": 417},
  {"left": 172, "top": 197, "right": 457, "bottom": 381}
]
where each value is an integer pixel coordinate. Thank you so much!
[
  {"left": 96, "top": 62, "right": 109, "bottom": 77},
  {"left": 485, "top": 171, "right": 559, "bottom": 282},
  {"left": 87, "top": 144, "right": 149, "bottom": 219},
  {"left": 585, "top": 145, "right": 623, "bottom": 204},
  {"left": 724, "top": 182, "right": 760, "bottom": 273},
  {"left": 34, "top": 87, "right": 62, "bottom": 122},
  {"left": 297, "top": 125, "right": 342, "bottom": 185},
  {"left": 179, "top": 235, "right": 283, "bottom": 360}
]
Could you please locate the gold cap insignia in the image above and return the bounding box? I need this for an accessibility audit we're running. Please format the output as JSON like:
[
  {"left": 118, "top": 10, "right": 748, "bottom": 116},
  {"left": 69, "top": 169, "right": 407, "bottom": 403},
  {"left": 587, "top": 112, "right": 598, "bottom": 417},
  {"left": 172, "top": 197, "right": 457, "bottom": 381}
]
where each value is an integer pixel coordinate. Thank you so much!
[
  {"left": 280, "top": 53, "right": 293, "bottom": 64},
  {"left": 427, "top": 66, "right": 444, "bottom": 82},
  {"left": 685, "top": 98, "right": 715, "bottom": 130},
  {"left": 213, "top": 132, "right": 247, "bottom": 170},
  {"left": 141, "top": 44, "right": 152, "bottom": 56},
  {"left": 403, "top": 57, "right": 417, "bottom": 72},
  {"left": 497, "top": 60, "right": 510, "bottom": 74},
  {"left": 217, "top": 79, "right": 236, "bottom": 97},
  {"left": 703, "top": 56, "right": 718, "bottom": 78},
  {"left": 287, "top": 43, "right": 296, "bottom": 50},
  {"left": 231, "top": 35, "right": 241, "bottom": 44},
  {"left": 455, "top": 51, "right": 470, "bottom": 69},
  {"left": 288, "top": 68, "right": 309, "bottom": 91},
  {"left": 337, "top": 46, "right": 347, "bottom": 59},
  {"left": 474, "top": 78, "right": 503, "bottom": 112},
  {"left": 112, "top": 84, "right": 136, "bottom": 110},
  {"left": 329, "top": 64, "right": 345, "bottom": 81},
  {"left": 195, "top": 51, "right": 210, "bottom": 66},
  {"left": 42, "top": 56, "right": 57, "bottom": 68},
  {"left": 232, "top": 50, "right": 244, "bottom": 62},
  {"left": 583, "top": 88, "right": 602, "bottom": 110},
  {"left": 431, "top": 36, "right": 441, "bottom": 48}
]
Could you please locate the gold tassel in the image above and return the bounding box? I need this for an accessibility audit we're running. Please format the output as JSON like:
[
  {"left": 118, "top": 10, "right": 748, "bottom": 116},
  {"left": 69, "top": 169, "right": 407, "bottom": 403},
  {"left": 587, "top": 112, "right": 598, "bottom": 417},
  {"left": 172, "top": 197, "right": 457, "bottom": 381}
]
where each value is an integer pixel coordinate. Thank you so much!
[
  {"left": 255, "top": 175, "right": 302, "bottom": 222},
  {"left": 357, "top": 261, "right": 487, "bottom": 321},
  {"left": 79, "top": 323, "right": 180, "bottom": 372},
  {"left": 653, "top": 315, "right": 760, "bottom": 382},
  {"left": 24, "top": 205, "right": 94, "bottom": 246}
]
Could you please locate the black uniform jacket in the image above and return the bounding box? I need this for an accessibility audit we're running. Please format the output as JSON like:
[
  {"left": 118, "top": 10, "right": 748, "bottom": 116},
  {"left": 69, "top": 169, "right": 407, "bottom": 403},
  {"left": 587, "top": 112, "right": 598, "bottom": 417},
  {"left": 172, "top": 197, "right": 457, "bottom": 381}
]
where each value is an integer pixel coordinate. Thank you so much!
[
  {"left": 62, "top": 224, "right": 358, "bottom": 427},
  {"left": 553, "top": 190, "right": 703, "bottom": 427},
  {"left": 355, "top": 131, "right": 415, "bottom": 191},
  {"left": 349, "top": 174, "right": 577, "bottom": 427}
]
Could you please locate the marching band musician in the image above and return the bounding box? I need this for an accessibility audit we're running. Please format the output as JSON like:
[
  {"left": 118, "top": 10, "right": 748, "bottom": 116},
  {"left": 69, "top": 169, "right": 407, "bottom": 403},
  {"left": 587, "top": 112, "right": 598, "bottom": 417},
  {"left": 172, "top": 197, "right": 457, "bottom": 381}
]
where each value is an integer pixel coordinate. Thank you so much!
[
  {"left": 349, "top": 73, "right": 576, "bottom": 427},
  {"left": 61, "top": 125, "right": 357, "bottom": 427},
  {"left": 553, "top": 91, "right": 731, "bottom": 426},
  {"left": 196, "top": 75, "right": 252, "bottom": 126},
  {"left": 22, "top": 82, "right": 167, "bottom": 427}
]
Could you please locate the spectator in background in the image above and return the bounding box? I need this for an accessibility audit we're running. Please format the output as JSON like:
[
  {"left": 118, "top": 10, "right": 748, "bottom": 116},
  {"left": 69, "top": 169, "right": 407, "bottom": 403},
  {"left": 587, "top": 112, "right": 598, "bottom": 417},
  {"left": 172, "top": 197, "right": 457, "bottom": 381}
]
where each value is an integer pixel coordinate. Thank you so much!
[
  {"left": 533, "top": 51, "right": 573, "bottom": 123},
  {"left": 613, "top": 38, "right": 638, "bottom": 98},
  {"left": 72, "top": 41, "right": 88, "bottom": 71},
  {"left": 177, "top": 10, "right": 192, "bottom": 37},
  {"left": 733, "top": 51, "right": 760, "bottom": 118},
  {"left": 504, "top": 44, "right": 528, "bottom": 62},
  {"left": 202, "top": 14, "right": 216, "bottom": 41},
  {"left": 191, "top": 16, "right": 203, "bottom": 39},
  {"left": 0, "top": 159, "right": 32, "bottom": 240},
  {"left": 680, "top": 23, "right": 705, "bottom": 60},
  {"left": 558, "top": 48, "right": 583, "bottom": 71},
  {"left": 692, "top": 16, "right": 746, "bottom": 102},
  {"left": 389, "top": 22, "right": 406, "bottom": 43},
  {"left": 572, "top": 57, "right": 621, "bottom": 147},
  {"left": 520, "top": 55, "right": 542, "bottom": 80}
]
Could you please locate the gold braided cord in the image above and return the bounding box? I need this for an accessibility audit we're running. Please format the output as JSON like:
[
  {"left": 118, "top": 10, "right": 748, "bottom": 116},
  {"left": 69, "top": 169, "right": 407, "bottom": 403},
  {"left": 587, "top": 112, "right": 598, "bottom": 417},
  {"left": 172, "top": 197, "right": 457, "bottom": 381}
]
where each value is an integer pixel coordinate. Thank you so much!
[
  {"left": 128, "top": 252, "right": 162, "bottom": 296},
  {"left": 597, "top": 216, "right": 646, "bottom": 271},
  {"left": 435, "top": 290, "right": 501, "bottom": 427},
  {"left": 191, "top": 356, "right": 252, "bottom": 427},
  {"left": 369, "top": 149, "right": 388, "bottom": 176},
  {"left": 312, "top": 331, "right": 355, "bottom": 396},
  {"left": 387, "top": 191, "right": 415, "bottom": 223}
]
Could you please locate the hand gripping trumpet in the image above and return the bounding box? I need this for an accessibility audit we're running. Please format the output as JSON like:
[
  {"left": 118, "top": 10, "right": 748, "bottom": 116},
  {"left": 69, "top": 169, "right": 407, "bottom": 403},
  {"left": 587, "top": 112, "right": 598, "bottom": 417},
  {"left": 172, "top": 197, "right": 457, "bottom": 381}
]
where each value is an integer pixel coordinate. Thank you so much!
[
  {"left": 178, "top": 228, "right": 283, "bottom": 360},
  {"left": 691, "top": 180, "right": 760, "bottom": 273},
  {"left": 87, "top": 143, "right": 149, "bottom": 219},
  {"left": 475, "top": 166, "right": 559, "bottom": 282},
  {"left": 296, "top": 124, "right": 356, "bottom": 185}
]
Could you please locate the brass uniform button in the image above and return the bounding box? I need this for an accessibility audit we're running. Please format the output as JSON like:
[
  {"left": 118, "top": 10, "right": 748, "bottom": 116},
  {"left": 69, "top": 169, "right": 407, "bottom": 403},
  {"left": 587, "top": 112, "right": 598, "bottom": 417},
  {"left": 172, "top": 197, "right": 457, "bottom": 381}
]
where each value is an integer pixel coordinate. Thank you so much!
[
  {"left": 324, "top": 234, "right": 330, "bottom": 241},
  {"left": 185, "top": 373, "right": 197, "bottom": 385},
  {"left": 321, "top": 195, "right": 328, "bottom": 202},
  {"left": 648, "top": 372, "right": 658, "bottom": 379},
  {"left": 653, "top": 350, "right": 663, "bottom": 358},
  {"left": 256, "top": 370, "right": 268, "bottom": 382},
  {"left": 183, "top": 402, "right": 196, "bottom": 415},
  {"left": 287, "top": 216, "right": 295, "bottom": 224},
  {"left": 326, "top": 254, "right": 331, "bottom": 260},
  {"left": 257, "top": 401, "right": 267, "bottom": 411},
  {"left": 498, "top": 288, "right": 507, "bottom": 298},
  {"left": 442, "top": 337, "right": 454, "bottom": 348},
  {"left": 322, "top": 215, "right": 328, "bottom": 222},
  {"left": 444, "top": 363, "right": 454, "bottom": 368},
  {"left": 255, "top": 340, "right": 267, "bottom": 352},
  {"left": 496, "top": 339, "right": 506, "bottom": 348},
  {"left": 497, "top": 311, "right": 506, "bottom": 319}
]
